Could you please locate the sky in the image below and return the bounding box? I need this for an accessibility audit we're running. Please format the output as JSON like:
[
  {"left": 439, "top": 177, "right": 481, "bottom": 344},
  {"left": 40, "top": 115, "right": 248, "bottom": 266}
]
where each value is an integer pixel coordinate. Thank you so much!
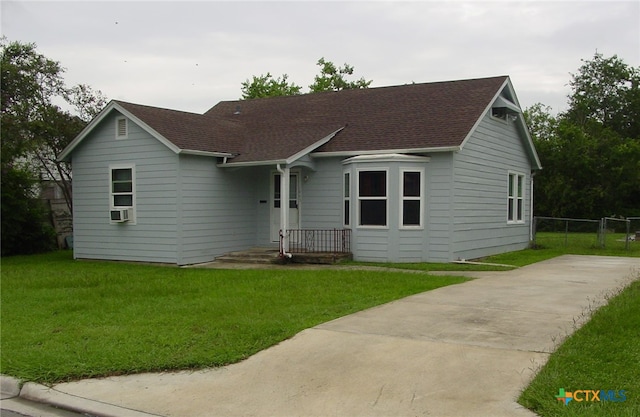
[{"left": 2, "top": 0, "right": 639, "bottom": 115}]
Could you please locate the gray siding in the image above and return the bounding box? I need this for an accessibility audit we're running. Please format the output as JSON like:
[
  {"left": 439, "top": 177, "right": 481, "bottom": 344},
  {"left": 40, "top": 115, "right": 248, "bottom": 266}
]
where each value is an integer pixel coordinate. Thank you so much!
[
  {"left": 72, "top": 112, "right": 260, "bottom": 265},
  {"left": 178, "top": 157, "right": 258, "bottom": 265},
  {"left": 451, "top": 112, "right": 532, "bottom": 260},
  {"left": 424, "top": 153, "right": 454, "bottom": 262},
  {"left": 299, "top": 158, "right": 343, "bottom": 229},
  {"left": 72, "top": 112, "right": 180, "bottom": 263}
]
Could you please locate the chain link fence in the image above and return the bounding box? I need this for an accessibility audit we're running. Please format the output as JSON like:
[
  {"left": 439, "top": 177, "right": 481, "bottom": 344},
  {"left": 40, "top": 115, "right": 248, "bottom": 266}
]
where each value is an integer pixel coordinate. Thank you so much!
[
  {"left": 600, "top": 217, "right": 632, "bottom": 250},
  {"left": 532, "top": 217, "right": 600, "bottom": 249},
  {"left": 532, "top": 216, "right": 638, "bottom": 251}
]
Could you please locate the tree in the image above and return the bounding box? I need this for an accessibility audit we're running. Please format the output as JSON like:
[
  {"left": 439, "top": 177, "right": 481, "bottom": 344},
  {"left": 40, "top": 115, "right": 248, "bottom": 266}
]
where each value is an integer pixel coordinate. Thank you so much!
[
  {"left": 566, "top": 52, "right": 640, "bottom": 139},
  {"left": 241, "top": 58, "right": 371, "bottom": 99},
  {"left": 523, "top": 103, "right": 557, "bottom": 143},
  {"left": 526, "top": 53, "right": 640, "bottom": 219},
  {"left": 1, "top": 38, "right": 107, "bottom": 255},
  {"left": 308, "top": 57, "right": 372, "bottom": 92},
  {"left": 240, "top": 72, "right": 302, "bottom": 99}
]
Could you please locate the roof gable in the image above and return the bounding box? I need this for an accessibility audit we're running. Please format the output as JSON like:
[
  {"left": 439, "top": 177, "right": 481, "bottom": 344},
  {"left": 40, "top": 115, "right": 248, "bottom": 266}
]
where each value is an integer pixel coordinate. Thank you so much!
[{"left": 58, "top": 101, "right": 236, "bottom": 161}]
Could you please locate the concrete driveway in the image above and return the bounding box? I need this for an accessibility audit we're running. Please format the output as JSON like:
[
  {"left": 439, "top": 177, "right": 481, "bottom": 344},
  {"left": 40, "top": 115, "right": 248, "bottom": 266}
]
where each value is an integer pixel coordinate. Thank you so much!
[{"left": 19, "top": 255, "right": 639, "bottom": 417}]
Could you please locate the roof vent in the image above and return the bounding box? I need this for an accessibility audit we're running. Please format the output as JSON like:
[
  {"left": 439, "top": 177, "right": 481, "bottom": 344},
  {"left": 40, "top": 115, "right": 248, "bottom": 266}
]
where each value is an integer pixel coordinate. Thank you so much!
[{"left": 234, "top": 105, "right": 241, "bottom": 115}]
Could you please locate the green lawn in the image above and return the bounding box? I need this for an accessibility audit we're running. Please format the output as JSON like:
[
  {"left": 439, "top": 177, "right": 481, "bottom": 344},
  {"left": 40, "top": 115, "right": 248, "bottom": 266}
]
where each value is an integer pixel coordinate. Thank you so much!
[
  {"left": 0, "top": 251, "right": 468, "bottom": 384},
  {"left": 518, "top": 279, "right": 640, "bottom": 417},
  {"left": 484, "top": 232, "right": 639, "bottom": 267}
]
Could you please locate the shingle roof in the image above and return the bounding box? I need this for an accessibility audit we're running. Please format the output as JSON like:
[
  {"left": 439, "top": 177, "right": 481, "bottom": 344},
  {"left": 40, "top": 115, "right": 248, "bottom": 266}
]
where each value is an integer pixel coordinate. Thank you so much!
[
  {"left": 114, "top": 101, "right": 245, "bottom": 156},
  {"left": 114, "top": 76, "right": 510, "bottom": 163}
]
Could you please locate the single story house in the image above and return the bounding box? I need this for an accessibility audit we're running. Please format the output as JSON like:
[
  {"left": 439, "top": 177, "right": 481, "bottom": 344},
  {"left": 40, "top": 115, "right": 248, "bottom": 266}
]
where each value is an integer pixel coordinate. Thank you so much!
[{"left": 59, "top": 76, "right": 541, "bottom": 265}]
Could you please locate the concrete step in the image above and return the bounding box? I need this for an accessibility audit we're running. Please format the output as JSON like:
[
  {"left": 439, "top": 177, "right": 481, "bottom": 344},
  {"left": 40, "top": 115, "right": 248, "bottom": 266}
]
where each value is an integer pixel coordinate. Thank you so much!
[{"left": 216, "top": 248, "right": 281, "bottom": 264}]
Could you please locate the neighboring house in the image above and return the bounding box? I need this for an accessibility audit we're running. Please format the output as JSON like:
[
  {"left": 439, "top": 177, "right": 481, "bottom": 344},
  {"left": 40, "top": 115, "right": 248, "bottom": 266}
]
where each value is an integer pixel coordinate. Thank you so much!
[
  {"left": 40, "top": 180, "right": 73, "bottom": 249},
  {"left": 59, "top": 76, "right": 541, "bottom": 265}
]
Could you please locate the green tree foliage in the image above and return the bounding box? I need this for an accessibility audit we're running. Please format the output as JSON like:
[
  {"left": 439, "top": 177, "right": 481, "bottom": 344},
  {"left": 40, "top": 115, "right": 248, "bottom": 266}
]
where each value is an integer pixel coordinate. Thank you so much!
[
  {"left": 1, "top": 38, "right": 107, "bottom": 255},
  {"left": 240, "top": 73, "right": 302, "bottom": 99},
  {"left": 566, "top": 53, "right": 640, "bottom": 139},
  {"left": 1, "top": 168, "right": 56, "bottom": 256},
  {"left": 526, "top": 53, "right": 640, "bottom": 219},
  {"left": 241, "top": 58, "right": 371, "bottom": 99},
  {"left": 308, "top": 57, "right": 372, "bottom": 92}
]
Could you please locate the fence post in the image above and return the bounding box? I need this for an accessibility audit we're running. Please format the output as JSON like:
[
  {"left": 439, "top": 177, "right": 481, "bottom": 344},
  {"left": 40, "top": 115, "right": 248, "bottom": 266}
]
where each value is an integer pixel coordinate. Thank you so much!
[{"left": 626, "top": 219, "right": 631, "bottom": 251}]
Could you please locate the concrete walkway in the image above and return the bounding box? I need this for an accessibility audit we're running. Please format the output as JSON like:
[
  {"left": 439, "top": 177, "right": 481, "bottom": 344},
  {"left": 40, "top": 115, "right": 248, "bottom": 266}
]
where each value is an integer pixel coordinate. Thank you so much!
[{"left": 8, "top": 255, "right": 640, "bottom": 417}]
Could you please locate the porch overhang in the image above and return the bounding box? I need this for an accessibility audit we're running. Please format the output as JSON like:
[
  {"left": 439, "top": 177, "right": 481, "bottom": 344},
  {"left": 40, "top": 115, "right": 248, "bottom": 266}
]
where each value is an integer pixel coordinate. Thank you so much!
[{"left": 216, "top": 127, "right": 345, "bottom": 169}]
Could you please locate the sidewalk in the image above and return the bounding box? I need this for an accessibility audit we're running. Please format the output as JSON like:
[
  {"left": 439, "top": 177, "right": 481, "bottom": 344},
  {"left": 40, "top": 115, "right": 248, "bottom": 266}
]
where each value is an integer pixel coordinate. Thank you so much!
[{"left": 4, "top": 255, "right": 639, "bottom": 417}]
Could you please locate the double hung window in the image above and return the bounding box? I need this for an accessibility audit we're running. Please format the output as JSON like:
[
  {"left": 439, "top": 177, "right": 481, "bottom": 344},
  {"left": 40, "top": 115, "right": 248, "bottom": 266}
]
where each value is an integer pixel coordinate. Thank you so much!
[
  {"left": 508, "top": 172, "right": 525, "bottom": 223},
  {"left": 358, "top": 170, "right": 387, "bottom": 227},
  {"left": 343, "top": 172, "right": 350, "bottom": 226},
  {"left": 110, "top": 166, "right": 135, "bottom": 208},
  {"left": 401, "top": 170, "right": 423, "bottom": 227}
]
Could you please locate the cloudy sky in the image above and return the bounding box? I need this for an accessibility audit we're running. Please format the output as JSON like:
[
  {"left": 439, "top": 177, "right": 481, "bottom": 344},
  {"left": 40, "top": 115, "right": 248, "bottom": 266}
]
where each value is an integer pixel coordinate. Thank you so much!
[{"left": 2, "top": 1, "right": 639, "bottom": 114}]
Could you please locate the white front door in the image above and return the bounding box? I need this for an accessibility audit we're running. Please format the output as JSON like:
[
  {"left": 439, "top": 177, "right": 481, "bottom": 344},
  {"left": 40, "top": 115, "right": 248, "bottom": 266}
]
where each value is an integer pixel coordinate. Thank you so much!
[{"left": 271, "top": 172, "right": 300, "bottom": 242}]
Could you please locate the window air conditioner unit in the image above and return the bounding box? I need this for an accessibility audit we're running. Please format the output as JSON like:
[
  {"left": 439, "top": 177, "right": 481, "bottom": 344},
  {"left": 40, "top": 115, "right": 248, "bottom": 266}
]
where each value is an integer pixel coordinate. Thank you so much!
[{"left": 110, "top": 208, "right": 131, "bottom": 222}]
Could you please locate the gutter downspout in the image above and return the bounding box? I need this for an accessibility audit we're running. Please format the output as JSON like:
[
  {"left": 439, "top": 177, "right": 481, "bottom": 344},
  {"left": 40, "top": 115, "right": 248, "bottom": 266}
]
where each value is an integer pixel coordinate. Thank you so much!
[
  {"left": 530, "top": 171, "right": 536, "bottom": 242},
  {"left": 277, "top": 164, "right": 293, "bottom": 258}
]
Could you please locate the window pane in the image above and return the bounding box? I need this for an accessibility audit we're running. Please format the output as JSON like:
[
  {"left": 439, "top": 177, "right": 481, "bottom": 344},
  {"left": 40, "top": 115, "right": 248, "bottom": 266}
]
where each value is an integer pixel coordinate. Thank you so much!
[
  {"left": 289, "top": 176, "right": 297, "bottom": 200},
  {"left": 113, "top": 182, "right": 132, "bottom": 193},
  {"left": 508, "top": 199, "right": 514, "bottom": 221},
  {"left": 403, "top": 172, "right": 421, "bottom": 197},
  {"left": 360, "top": 200, "right": 386, "bottom": 226},
  {"left": 344, "top": 173, "right": 350, "bottom": 198},
  {"left": 113, "top": 169, "right": 132, "bottom": 181},
  {"left": 114, "top": 195, "right": 133, "bottom": 207},
  {"left": 359, "top": 171, "right": 386, "bottom": 197},
  {"left": 517, "top": 199, "right": 523, "bottom": 221},
  {"left": 273, "top": 175, "right": 281, "bottom": 200},
  {"left": 403, "top": 200, "right": 421, "bottom": 225},
  {"left": 344, "top": 201, "right": 350, "bottom": 225},
  {"left": 508, "top": 174, "right": 515, "bottom": 197},
  {"left": 517, "top": 175, "right": 524, "bottom": 197}
]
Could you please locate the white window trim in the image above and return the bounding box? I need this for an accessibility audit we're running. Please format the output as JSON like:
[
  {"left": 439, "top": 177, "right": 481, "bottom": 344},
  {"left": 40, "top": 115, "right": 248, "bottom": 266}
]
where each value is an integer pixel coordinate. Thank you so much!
[
  {"left": 109, "top": 164, "right": 136, "bottom": 224},
  {"left": 356, "top": 167, "right": 389, "bottom": 229},
  {"left": 507, "top": 171, "right": 525, "bottom": 224},
  {"left": 400, "top": 168, "right": 424, "bottom": 229},
  {"left": 116, "top": 117, "right": 128, "bottom": 140},
  {"left": 343, "top": 171, "right": 351, "bottom": 227}
]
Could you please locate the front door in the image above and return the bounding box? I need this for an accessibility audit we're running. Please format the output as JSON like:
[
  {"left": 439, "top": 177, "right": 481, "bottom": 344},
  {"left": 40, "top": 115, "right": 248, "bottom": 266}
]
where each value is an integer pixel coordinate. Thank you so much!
[{"left": 271, "top": 172, "right": 300, "bottom": 242}]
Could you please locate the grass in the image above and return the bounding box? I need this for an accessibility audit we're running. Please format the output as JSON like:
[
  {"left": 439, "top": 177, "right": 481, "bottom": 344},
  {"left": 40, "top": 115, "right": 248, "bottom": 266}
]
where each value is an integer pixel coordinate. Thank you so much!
[
  {"left": 487, "top": 232, "right": 638, "bottom": 268},
  {"left": 0, "top": 251, "right": 469, "bottom": 384},
  {"left": 518, "top": 279, "right": 640, "bottom": 417},
  {"left": 2, "top": 236, "right": 637, "bottom": 392}
]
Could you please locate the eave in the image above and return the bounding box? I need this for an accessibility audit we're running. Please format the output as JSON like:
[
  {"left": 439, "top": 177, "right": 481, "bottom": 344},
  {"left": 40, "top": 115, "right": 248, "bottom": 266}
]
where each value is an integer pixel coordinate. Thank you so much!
[{"left": 310, "top": 145, "right": 461, "bottom": 159}]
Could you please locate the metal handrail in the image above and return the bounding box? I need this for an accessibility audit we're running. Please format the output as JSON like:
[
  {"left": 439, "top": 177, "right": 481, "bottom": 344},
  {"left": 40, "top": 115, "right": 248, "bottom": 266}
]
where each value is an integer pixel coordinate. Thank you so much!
[{"left": 280, "top": 228, "right": 352, "bottom": 254}]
